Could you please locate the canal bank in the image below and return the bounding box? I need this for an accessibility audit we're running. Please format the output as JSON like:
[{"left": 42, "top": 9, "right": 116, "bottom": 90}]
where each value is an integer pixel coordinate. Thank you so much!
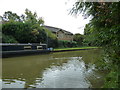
[
  {"left": 2, "top": 46, "right": 99, "bottom": 58},
  {"left": 52, "top": 47, "right": 99, "bottom": 52}
]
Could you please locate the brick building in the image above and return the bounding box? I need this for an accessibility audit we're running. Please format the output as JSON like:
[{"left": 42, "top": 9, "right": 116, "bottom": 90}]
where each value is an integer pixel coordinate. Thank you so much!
[{"left": 44, "top": 25, "right": 73, "bottom": 41}]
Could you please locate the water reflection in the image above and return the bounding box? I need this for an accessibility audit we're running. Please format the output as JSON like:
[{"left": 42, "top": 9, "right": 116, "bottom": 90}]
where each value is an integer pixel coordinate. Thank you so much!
[
  {"left": 35, "top": 59, "right": 94, "bottom": 88},
  {"left": 2, "top": 79, "right": 25, "bottom": 88},
  {"left": 2, "top": 49, "right": 104, "bottom": 88}
]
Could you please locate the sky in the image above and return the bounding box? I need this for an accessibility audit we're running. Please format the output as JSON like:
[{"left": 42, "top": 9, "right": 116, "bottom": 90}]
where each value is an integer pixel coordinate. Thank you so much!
[{"left": 0, "top": 0, "right": 91, "bottom": 34}]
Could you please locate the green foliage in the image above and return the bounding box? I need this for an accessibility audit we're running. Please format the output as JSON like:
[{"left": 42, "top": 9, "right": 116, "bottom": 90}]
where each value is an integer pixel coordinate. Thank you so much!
[
  {"left": 2, "top": 21, "right": 36, "bottom": 43},
  {"left": 3, "top": 11, "right": 21, "bottom": 22},
  {"left": 2, "top": 34, "right": 18, "bottom": 43},
  {"left": 24, "top": 9, "right": 44, "bottom": 25},
  {"left": 2, "top": 9, "right": 56, "bottom": 45},
  {"left": 73, "top": 33, "right": 84, "bottom": 46},
  {"left": 44, "top": 28, "right": 57, "bottom": 40},
  {"left": 103, "top": 70, "right": 118, "bottom": 88},
  {"left": 43, "top": 28, "right": 58, "bottom": 48},
  {"left": 83, "top": 24, "right": 98, "bottom": 46},
  {"left": 72, "top": 2, "right": 120, "bottom": 88},
  {"left": 58, "top": 40, "right": 77, "bottom": 48},
  {"left": 47, "top": 37, "right": 58, "bottom": 48}
]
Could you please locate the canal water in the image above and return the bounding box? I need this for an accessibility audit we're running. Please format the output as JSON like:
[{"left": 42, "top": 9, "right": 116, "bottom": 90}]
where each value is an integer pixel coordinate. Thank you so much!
[{"left": 2, "top": 49, "right": 106, "bottom": 88}]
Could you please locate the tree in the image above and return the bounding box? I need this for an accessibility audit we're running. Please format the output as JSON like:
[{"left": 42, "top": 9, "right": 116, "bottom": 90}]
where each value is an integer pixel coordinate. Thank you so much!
[
  {"left": 2, "top": 9, "right": 58, "bottom": 48},
  {"left": 73, "top": 33, "right": 84, "bottom": 46},
  {"left": 2, "top": 9, "right": 45, "bottom": 43},
  {"left": 2, "top": 34, "right": 18, "bottom": 43},
  {"left": 83, "top": 24, "right": 98, "bottom": 46},
  {"left": 24, "top": 9, "right": 44, "bottom": 25},
  {"left": 71, "top": 2, "right": 120, "bottom": 88},
  {"left": 2, "top": 11, "right": 21, "bottom": 22},
  {"left": 2, "top": 21, "right": 36, "bottom": 43},
  {"left": 43, "top": 28, "right": 58, "bottom": 48},
  {"left": 71, "top": 2, "right": 120, "bottom": 55}
]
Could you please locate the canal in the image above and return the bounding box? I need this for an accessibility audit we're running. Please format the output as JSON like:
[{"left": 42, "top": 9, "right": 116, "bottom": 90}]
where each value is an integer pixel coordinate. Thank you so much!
[{"left": 2, "top": 49, "right": 106, "bottom": 88}]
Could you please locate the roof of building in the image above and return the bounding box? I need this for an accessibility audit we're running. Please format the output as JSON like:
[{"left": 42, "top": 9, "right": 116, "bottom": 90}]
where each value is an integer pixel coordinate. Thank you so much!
[{"left": 43, "top": 25, "right": 73, "bottom": 35}]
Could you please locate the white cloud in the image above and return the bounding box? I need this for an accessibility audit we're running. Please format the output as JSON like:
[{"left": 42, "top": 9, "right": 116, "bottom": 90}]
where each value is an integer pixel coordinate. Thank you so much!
[{"left": 0, "top": 0, "right": 90, "bottom": 34}]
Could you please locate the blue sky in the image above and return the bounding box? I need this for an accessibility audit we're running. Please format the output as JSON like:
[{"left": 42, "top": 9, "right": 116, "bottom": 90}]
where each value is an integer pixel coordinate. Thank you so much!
[{"left": 0, "top": 0, "right": 90, "bottom": 34}]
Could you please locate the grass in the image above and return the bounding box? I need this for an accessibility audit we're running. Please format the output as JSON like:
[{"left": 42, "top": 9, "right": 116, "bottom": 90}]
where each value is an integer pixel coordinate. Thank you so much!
[{"left": 54, "top": 46, "right": 99, "bottom": 51}]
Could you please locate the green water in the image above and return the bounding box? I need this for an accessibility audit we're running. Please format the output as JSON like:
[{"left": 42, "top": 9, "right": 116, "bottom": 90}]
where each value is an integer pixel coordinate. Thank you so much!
[{"left": 2, "top": 49, "right": 106, "bottom": 88}]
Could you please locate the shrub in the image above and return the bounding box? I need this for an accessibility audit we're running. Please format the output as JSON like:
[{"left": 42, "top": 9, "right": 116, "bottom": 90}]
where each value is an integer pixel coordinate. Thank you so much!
[
  {"left": 58, "top": 40, "right": 77, "bottom": 48},
  {"left": 2, "top": 34, "right": 18, "bottom": 43}
]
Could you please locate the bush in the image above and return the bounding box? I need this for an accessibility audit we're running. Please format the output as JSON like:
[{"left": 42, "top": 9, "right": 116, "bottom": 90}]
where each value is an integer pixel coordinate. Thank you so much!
[
  {"left": 2, "top": 34, "right": 18, "bottom": 43},
  {"left": 47, "top": 38, "right": 58, "bottom": 48},
  {"left": 58, "top": 40, "right": 77, "bottom": 48}
]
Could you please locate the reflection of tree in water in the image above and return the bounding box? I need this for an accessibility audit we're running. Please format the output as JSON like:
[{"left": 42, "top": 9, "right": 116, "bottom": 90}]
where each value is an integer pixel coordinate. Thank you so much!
[
  {"left": 33, "top": 58, "right": 103, "bottom": 88},
  {"left": 52, "top": 49, "right": 101, "bottom": 64},
  {"left": 2, "top": 49, "right": 101, "bottom": 88}
]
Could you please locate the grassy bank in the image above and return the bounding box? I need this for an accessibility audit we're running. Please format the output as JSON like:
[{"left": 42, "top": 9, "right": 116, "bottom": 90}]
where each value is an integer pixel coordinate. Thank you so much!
[{"left": 54, "top": 46, "right": 99, "bottom": 51}]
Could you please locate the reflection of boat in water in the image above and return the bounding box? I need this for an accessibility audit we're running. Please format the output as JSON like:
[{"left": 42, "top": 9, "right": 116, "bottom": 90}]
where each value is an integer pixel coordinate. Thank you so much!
[{"left": 1, "top": 43, "right": 50, "bottom": 58}]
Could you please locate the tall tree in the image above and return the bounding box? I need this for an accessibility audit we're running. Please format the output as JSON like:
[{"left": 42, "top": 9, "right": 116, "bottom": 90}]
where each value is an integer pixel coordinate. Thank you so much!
[
  {"left": 2, "top": 9, "right": 58, "bottom": 48},
  {"left": 71, "top": 1, "right": 120, "bottom": 88},
  {"left": 2, "top": 9, "right": 45, "bottom": 43},
  {"left": 24, "top": 9, "right": 44, "bottom": 25},
  {"left": 2, "top": 11, "right": 21, "bottom": 22}
]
